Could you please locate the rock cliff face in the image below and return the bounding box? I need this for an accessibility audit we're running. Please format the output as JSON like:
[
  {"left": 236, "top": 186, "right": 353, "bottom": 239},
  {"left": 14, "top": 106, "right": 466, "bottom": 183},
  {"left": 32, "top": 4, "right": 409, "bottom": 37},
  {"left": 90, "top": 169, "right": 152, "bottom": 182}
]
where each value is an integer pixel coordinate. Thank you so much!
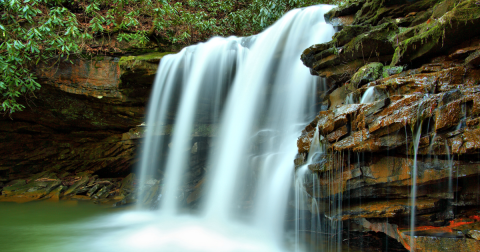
[
  {"left": 0, "top": 51, "right": 215, "bottom": 206},
  {"left": 298, "top": 0, "right": 480, "bottom": 251},
  {"left": 0, "top": 52, "right": 171, "bottom": 204}
]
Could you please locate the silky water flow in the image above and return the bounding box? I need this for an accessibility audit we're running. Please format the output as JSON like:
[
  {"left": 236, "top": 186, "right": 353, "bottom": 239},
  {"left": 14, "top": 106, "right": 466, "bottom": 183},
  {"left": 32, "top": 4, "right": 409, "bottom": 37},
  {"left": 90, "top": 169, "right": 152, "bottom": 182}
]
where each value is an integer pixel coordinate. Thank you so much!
[{"left": 52, "top": 5, "right": 337, "bottom": 252}]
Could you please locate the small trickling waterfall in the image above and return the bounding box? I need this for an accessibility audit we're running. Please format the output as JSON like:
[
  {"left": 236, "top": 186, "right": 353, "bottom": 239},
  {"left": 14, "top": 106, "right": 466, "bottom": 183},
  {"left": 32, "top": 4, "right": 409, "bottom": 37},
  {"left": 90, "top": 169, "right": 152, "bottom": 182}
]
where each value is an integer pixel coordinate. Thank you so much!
[
  {"left": 360, "top": 86, "right": 376, "bottom": 104},
  {"left": 409, "top": 121, "right": 423, "bottom": 251}
]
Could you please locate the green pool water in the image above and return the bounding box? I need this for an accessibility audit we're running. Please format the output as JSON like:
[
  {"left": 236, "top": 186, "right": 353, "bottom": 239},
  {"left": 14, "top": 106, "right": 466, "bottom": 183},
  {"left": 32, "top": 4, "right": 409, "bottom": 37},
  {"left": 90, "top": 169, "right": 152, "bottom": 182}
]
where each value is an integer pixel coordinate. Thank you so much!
[
  {"left": 0, "top": 200, "right": 374, "bottom": 252},
  {"left": 0, "top": 200, "right": 122, "bottom": 252}
]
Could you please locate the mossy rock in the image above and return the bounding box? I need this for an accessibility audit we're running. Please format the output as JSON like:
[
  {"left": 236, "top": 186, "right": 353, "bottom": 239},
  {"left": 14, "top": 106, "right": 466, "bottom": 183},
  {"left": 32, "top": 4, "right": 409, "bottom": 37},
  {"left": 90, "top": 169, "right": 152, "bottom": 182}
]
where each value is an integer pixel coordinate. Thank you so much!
[
  {"left": 2, "top": 180, "right": 60, "bottom": 198},
  {"left": 119, "top": 52, "right": 175, "bottom": 72},
  {"left": 382, "top": 66, "right": 404, "bottom": 78},
  {"left": 119, "top": 51, "right": 175, "bottom": 90},
  {"left": 301, "top": 42, "right": 337, "bottom": 68},
  {"left": 410, "top": 9, "right": 434, "bottom": 26},
  {"left": 332, "top": 25, "right": 372, "bottom": 47},
  {"left": 324, "top": 0, "right": 366, "bottom": 22},
  {"left": 349, "top": 62, "right": 384, "bottom": 92},
  {"left": 391, "top": 0, "right": 480, "bottom": 66},
  {"left": 308, "top": 22, "right": 398, "bottom": 72},
  {"left": 353, "top": 0, "right": 440, "bottom": 26},
  {"left": 342, "top": 21, "right": 398, "bottom": 59},
  {"left": 431, "top": 0, "right": 456, "bottom": 19}
]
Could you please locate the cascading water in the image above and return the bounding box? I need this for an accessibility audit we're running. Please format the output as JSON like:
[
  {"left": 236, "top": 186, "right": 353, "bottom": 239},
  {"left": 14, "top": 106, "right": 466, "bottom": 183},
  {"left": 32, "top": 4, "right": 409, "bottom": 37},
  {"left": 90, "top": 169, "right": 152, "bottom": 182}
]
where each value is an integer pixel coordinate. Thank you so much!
[
  {"left": 360, "top": 86, "right": 376, "bottom": 104},
  {"left": 138, "top": 4, "right": 336, "bottom": 251},
  {"left": 54, "top": 5, "right": 336, "bottom": 252},
  {"left": 409, "top": 121, "right": 423, "bottom": 251},
  {"left": 136, "top": 37, "right": 247, "bottom": 214}
]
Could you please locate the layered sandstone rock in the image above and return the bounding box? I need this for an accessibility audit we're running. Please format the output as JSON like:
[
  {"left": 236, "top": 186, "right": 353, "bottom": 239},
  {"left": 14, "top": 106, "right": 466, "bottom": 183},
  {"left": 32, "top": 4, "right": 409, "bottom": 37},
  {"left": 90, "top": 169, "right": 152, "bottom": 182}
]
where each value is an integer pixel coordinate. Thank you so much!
[
  {"left": 298, "top": 0, "right": 480, "bottom": 251},
  {"left": 0, "top": 52, "right": 170, "bottom": 204}
]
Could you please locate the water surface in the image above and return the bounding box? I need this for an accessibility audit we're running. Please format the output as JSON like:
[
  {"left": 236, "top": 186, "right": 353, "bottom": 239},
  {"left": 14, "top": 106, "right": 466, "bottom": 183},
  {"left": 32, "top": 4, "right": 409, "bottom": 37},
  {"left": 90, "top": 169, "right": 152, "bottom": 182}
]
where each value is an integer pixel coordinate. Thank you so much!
[{"left": 0, "top": 200, "right": 122, "bottom": 252}]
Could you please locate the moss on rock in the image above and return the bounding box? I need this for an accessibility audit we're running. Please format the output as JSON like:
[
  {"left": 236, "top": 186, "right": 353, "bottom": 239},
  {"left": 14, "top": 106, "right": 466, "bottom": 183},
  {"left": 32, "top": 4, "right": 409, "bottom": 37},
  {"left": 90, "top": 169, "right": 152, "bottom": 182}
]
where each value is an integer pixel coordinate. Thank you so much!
[
  {"left": 391, "top": 0, "right": 480, "bottom": 66},
  {"left": 119, "top": 52, "right": 175, "bottom": 70},
  {"left": 382, "top": 66, "right": 404, "bottom": 78},
  {"left": 349, "top": 62, "right": 384, "bottom": 91}
]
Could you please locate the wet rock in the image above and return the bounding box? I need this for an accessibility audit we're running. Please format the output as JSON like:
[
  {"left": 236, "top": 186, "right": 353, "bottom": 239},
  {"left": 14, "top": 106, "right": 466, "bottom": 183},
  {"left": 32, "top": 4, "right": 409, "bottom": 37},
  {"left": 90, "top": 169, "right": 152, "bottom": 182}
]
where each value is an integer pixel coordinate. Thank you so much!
[
  {"left": 363, "top": 98, "right": 389, "bottom": 118},
  {"left": 402, "top": 232, "right": 480, "bottom": 252},
  {"left": 307, "top": 157, "right": 328, "bottom": 172},
  {"left": 354, "top": 218, "right": 404, "bottom": 245},
  {"left": 326, "top": 15, "right": 355, "bottom": 28},
  {"left": 355, "top": 217, "right": 480, "bottom": 252},
  {"left": 327, "top": 125, "right": 349, "bottom": 142},
  {"left": 87, "top": 175, "right": 98, "bottom": 187},
  {"left": 294, "top": 153, "right": 306, "bottom": 167},
  {"left": 328, "top": 86, "right": 347, "bottom": 108},
  {"left": 141, "top": 181, "right": 162, "bottom": 208},
  {"left": 333, "top": 198, "right": 440, "bottom": 220},
  {"left": 435, "top": 100, "right": 462, "bottom": 132},
  {"left": 301, "top": 43, "right": 335, "bottom": 69},
  {"left": 431, "top": 0, "right": 457, "bottom": 19},
  {"left": 461, "top": 222, "right": 480, "bottom": 240},
  {"left": 36, "top": 52, "right": 173, "bottom": 102},
  {"left": 297, "top": 128, "right": 317, "bottom": 154},
  {"left": 186, "top": 178, "right": 205, "bottom": 205},
  {"left": 463, "top": 128, "right": 480, "bottom": 153},
  {"left": 297, "top": 1, "right": 480, "bottom": 251}
]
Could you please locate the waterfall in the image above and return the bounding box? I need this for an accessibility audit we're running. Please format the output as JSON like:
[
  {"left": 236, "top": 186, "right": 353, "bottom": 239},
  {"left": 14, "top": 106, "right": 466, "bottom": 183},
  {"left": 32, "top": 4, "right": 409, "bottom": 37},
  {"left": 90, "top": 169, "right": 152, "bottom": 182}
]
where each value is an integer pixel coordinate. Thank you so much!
[
  {"left": 136, "top": 37, "right": 247, "bottom": 214},
  {"left": 136, "top": 4, "right": 335, "bottom": 251},
  {"left": 48, "top": 5, "right": 336, "bottom": 252},
  {"left": 55, "top": 5, "right": 336, "bottom": 252}
]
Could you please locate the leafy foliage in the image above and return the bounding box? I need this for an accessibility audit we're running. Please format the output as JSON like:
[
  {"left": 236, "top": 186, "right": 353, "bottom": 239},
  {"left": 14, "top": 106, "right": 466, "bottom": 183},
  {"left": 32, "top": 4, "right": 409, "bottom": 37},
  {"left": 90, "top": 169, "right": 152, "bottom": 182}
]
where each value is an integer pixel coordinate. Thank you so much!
[{"left": 0, "top": 0, "right": 334, "bottom": 114}]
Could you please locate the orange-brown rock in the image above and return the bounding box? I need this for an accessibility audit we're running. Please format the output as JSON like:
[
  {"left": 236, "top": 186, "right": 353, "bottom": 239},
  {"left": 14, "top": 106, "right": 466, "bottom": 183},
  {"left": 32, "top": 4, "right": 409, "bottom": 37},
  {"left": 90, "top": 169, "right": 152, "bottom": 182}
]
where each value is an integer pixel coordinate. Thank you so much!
[
  {"left": 0, "top": 52, "right": 177, "bottom": 204},
  {"left": 297, "top": 3, "right": 480, "bottom": 249}
]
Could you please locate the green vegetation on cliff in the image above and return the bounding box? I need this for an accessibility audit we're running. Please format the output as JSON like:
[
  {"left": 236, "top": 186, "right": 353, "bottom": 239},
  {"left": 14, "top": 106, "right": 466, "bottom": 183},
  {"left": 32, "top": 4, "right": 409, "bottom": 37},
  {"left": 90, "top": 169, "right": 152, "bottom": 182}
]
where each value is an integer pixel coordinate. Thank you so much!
[{"left": 0, "top": 0, "right": 334, "bottom": 115}]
